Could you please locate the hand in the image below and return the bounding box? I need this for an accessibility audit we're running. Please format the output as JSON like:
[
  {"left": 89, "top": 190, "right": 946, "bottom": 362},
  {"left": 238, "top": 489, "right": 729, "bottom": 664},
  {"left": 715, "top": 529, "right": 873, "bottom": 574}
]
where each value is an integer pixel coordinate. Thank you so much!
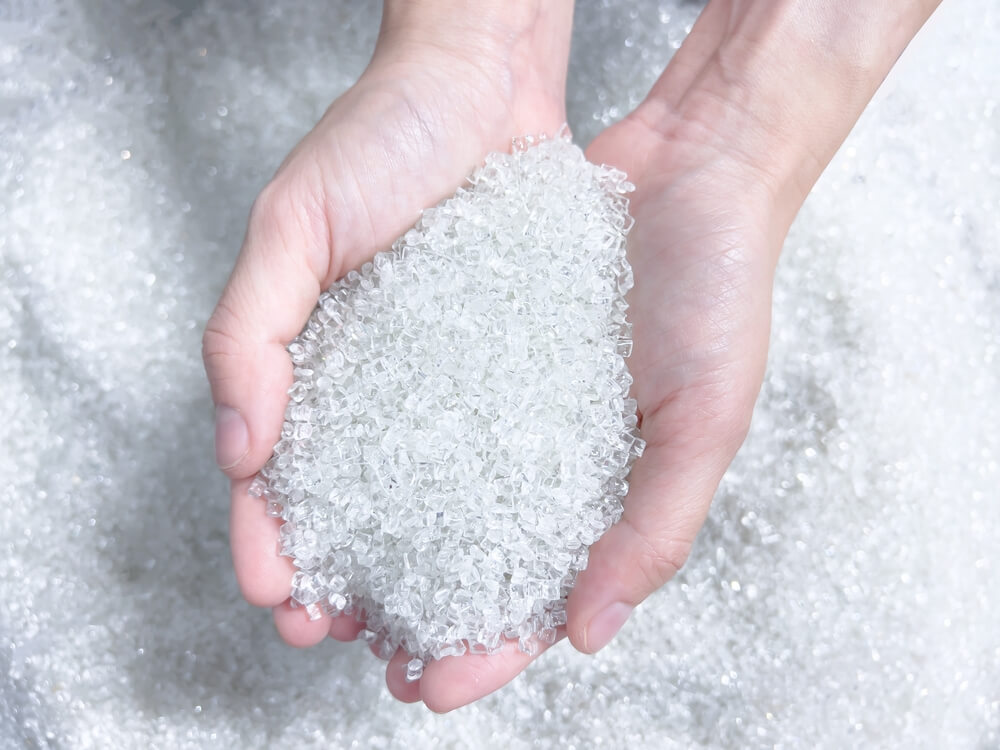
[
  {"left": 202, "top": 0, "right": 572, "bottom": 712},
  {"left": 377, "top": 94, "right": 785, "bottom": 713},
  {"left": 444, "top": 0, "right": 946, "bottom": 683},
  {"left": 564, "top": 85, "right": 781, "bottom": 657},
  {"left": 565, "top": 0, "right": 944, "bottom": 655}
]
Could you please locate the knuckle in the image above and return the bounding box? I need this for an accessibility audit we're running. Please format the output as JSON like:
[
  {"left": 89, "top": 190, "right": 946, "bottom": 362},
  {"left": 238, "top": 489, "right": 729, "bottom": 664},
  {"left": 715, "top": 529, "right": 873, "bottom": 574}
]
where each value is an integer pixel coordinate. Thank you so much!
[
  {"left": 641, "top": 538, "right": 692, "bottom": 589},
  {"left": 682, "top": 377, "right": 758, "bottom": 454},
  {"left": 201, "top": 303, "right": 243, "bottom": 370},
  {"left": 626, "top": 518, "right": 692, "bottom": 592},
  {"left": 248, "top": 166, "right": 332, "bottom": 282},
  {"left": 248, "top": 178, "right": 291, "bottom": 231},
  {"left": 252, "top": 169, "right": 326, "bottom": 242},
  {"left": 711, "top": 389, "right": 755, "bottom": 448}
]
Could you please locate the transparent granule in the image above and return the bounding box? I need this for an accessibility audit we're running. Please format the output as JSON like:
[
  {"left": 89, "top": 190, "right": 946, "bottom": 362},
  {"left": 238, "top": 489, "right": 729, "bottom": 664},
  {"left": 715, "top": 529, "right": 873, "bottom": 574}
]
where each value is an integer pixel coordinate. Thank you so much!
[
  {"left": 3, "top": 1, "right": 998, "bottom": 746},
  {"left": 252, "top": 135, "right": 641, "bottom": 669}
]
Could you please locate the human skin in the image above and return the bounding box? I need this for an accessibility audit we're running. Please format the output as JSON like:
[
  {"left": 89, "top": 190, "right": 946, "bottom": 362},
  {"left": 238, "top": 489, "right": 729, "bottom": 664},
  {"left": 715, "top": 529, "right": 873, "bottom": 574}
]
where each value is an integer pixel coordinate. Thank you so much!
[{"left": 203, "top": 0, "right": 942, "bottom": 713}]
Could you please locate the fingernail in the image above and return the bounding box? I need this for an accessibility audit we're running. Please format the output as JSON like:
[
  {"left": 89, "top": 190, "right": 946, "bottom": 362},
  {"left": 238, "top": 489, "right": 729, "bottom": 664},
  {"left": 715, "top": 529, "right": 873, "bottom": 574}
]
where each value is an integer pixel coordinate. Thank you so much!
[
  {"left": 214, "top": 405, "right": 249, "bottom": 470},
  {"left": 585, "top": 602, "right": 632, "bottom": 653}
]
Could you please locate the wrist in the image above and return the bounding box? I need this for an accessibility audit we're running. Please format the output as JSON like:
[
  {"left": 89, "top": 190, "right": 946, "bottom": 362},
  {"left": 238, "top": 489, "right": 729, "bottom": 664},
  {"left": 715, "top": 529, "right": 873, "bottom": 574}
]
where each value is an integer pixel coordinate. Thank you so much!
[
  {"left": 381, "top": 0, "right": 554, "bottom": 39},
  {"left": 377, "top": 0, "right": 573, "bottom": 79},
  {"left": 371, "top": 0, "right": 573, "bottom": 138},
  {"left": 634, "top": 0, "right": 942, "bottom": 234}
]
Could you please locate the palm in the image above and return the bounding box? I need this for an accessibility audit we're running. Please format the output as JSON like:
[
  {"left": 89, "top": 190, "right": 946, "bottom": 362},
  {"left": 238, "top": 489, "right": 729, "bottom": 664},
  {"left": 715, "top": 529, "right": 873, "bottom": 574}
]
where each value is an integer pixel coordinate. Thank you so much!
[
  {"left": 591, "top": 116, "right": 773, "bottom": 448},
  {"left": 380, "top": 117, "right": 779, "bottom": 704},
  {"left": 383, "top": 117, "right": 778, "bottom": 704},
  {"left": 560, "top": 116, "right": 777, "bottom": 651}
]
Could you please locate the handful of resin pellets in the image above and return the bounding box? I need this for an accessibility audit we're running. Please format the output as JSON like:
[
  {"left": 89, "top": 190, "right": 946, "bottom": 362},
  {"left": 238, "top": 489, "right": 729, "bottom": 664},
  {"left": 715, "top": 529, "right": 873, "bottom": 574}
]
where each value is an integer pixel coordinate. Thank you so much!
[{"left": 250, "top": 135, "right": 643, "bottom": 680}]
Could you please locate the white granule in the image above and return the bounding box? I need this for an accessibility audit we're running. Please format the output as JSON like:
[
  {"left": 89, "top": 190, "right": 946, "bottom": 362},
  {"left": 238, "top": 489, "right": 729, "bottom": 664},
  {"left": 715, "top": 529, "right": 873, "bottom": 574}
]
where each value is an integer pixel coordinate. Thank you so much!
[
  {"left": 252, "top": 137, "right": 642, "bottom": 675},
  {"left": 2, "top": 1, "right": 998, "bottom": 747}
]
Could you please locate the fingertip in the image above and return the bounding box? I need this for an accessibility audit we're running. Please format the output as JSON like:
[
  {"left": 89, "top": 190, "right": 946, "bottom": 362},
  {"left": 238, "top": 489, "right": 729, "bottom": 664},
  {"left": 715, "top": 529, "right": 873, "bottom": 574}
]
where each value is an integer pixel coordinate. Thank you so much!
[
  {"left": 386, "top": 649, "right": 422, "bottom": 703},
  {"left": 421, "top": 690, "right": 454, "bottom": 715},
  {"left": 273, "top": 599, "right": 331, "bottom": 648},
  {"left": 582, "top": 602, "right": 633, "bottom": 654},
  {"left": 329, "top": 614, "right": 365, "bottom": 642},
  {"left": 566, "top": 593, "right": 589, "bottom": 653},
  {"left": 214, "top": 404, "right": 250, "bottom": 475},
  {"left": 566, "top": 522, "right": 642, "bottom": 654},
  {"left": 420, "top": 679, "right": 462, "bottom": 715},
  {"left": 230, "top": 478, "right": 295, "bottom": 608},
  {"left": 419, "top": 633, "right": 564, "bottom": 712}
]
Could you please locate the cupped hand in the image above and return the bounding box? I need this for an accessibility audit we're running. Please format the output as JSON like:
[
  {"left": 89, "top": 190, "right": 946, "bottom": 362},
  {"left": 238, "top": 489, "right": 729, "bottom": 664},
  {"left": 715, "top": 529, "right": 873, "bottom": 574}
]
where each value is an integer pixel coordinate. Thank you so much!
[
  {"left": 564, "top": 103, "right": 784, "bottom": 655},
  {"left": 402, "top": 44, "right": 794, "bottom": 708},
  {"left": 205, "top": 0, "right": 800, "bottom": 713},
  {"left": 389, "top": 0, "right": 924, "bottom": 708},
  {"left": 202, "top": 2, "right": 572, "bottom": 712}
]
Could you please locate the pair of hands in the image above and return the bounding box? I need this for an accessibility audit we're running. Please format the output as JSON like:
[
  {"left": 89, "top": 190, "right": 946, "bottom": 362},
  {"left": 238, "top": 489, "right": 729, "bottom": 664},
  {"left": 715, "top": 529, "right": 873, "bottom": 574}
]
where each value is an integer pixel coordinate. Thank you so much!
[{"left": 203, "top": 0, "right": 927, "bottom": 712}]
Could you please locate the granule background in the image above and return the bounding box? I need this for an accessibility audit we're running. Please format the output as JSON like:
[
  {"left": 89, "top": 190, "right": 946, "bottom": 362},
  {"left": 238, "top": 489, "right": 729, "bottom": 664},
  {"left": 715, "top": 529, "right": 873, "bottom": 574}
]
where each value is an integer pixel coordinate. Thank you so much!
[{"left": 0, "top": 1, "right": 997, "bottom": 748}]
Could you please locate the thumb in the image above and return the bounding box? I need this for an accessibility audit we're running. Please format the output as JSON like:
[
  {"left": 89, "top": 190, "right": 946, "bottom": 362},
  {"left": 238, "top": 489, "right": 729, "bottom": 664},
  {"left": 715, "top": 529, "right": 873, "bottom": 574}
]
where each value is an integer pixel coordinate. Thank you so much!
[
  {"left": 202, "top": 174, "right": 330, "bottom": 479},
  {"left": 566, "top": 386, "right": 753, "bottom": 653}
]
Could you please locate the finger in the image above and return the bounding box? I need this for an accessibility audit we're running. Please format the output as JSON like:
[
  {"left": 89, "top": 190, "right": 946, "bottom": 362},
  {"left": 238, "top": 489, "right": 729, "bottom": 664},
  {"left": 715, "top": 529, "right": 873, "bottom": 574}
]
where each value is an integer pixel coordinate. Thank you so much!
[
  {"left": 329, "top": 615, "right": 365, "bottom": 642},
  {"left": 230, "top": 477, "right": 296, "bottom": 607},
  {"left": 203, "top": 171, "right": 331, "bottom": 480},
  {"left": 367, "top": 633, "right": 399, "bottom": 662},
  {"left": 273, "top": 599, "right": 331, "bottom": 648},
  {"left": 566, "top": 390, "right": 751, "bottom": 654},
  {"left": 385, "top": 649, "right": 422, "bottom": 703},
  {"left": 418, "top": 632, "right": 565, "bottom": 713}
]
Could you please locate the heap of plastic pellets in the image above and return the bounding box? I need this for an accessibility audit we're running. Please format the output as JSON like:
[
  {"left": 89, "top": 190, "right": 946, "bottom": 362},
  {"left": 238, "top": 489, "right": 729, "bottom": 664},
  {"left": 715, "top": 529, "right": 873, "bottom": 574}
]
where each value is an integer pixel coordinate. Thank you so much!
[
  {"left": 252, "top": 136, "right": 642, "bottom": 679},
  {"left": 1, "top": 0, "right": 998, "bottom": 747}
]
